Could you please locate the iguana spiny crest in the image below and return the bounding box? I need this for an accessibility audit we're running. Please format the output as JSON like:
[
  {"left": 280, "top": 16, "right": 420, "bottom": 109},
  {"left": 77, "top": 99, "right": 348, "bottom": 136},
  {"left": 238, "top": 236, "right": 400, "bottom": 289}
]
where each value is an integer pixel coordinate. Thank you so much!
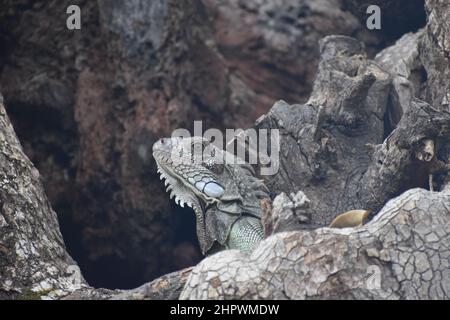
[{"left": 152, "top": 136, "right": 269, "bottom": 255}]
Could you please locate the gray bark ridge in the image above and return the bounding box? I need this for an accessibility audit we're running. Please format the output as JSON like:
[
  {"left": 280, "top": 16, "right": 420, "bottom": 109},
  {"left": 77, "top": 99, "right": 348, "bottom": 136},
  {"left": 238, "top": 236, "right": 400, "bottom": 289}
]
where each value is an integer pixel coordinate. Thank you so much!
[
  {"left": 0, "top": 95, "right": 86, "bottom": 299},
  {"left": 255, "top": 35, "right": 391, "bottom": 227},
  {"left": 181, "top": 187, "right": 450, "bottom": 299}
]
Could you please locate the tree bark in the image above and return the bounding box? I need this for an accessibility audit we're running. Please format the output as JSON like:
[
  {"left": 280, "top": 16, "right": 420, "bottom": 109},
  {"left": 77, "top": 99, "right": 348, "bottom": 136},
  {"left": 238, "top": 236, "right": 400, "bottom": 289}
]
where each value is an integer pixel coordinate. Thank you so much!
[
  {"left": 181, "top": 187, "right": 450, "bottom": 299},
  {"left": 63, "top": 267, "right": 193, "bottom": 300},
  {"left": 0, "top": 94, "right": 84, "bottom": 299}
]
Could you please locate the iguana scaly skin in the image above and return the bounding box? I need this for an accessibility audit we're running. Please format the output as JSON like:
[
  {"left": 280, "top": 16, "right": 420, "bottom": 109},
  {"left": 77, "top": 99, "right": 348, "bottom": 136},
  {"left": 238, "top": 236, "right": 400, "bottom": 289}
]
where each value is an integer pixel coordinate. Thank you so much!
[{"left": 152, "top": 136, "right": 269, "bottom": 255}]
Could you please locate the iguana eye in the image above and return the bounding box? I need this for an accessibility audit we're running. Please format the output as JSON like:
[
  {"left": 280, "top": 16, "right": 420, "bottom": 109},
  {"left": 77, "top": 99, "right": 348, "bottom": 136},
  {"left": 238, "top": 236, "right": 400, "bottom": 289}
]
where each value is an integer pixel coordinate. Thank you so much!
[{"left": 205, "top": 162, "right": 224, "bottom": 175}]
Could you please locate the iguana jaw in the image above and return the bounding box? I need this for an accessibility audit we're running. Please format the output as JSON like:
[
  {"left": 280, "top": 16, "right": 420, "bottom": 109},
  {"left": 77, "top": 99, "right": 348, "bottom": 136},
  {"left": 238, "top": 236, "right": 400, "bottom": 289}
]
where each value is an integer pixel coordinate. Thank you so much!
[{"left": 156, "top": 161, "right": 216, "bottom": 210}]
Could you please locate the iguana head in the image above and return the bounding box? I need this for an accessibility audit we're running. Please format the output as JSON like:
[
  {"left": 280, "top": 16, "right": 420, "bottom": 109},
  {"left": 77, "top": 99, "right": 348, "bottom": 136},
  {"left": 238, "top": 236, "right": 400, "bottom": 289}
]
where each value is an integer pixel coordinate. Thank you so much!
[{"left": 152, "top": 136, "right": 269, "bottom": 254}]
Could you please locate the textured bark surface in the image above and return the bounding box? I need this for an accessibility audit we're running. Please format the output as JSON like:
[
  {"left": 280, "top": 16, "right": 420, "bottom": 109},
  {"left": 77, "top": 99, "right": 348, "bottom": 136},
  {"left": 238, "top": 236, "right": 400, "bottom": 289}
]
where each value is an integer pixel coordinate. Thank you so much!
[
  {"left": 420, "top": 0, "right": 450, "bottom": 111},
  {"left": 255, "top": 12, "right": 449, "bottom": 226},
  {"left": 63, "top": 267, "right": 193, "bottom": 300},
  {"left": 202, "top": 0, "right": 363, "bottom": 105},
  {"left": 181, "top": 187, "right": 450, "bottom": 299},
  {"left": 255, "top": 35, "right": 449, "bottom": 227},
  {"left": 0, "top": 95, "right": 85, "bottom": 300}
]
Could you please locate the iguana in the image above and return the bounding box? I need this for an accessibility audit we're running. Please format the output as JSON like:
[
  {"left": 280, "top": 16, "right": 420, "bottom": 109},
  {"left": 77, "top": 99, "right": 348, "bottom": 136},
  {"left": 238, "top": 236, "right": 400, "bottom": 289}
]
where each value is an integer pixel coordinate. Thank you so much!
[{"left": 152, "top": 136, "right": 270, "bottom": 255}]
